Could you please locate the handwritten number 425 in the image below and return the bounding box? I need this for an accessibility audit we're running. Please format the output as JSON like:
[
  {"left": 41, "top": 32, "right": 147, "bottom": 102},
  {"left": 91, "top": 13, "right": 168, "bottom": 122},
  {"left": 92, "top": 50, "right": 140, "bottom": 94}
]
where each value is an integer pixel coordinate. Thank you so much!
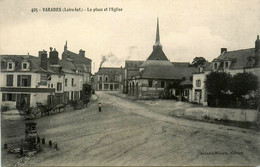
[{"left": 31, "top": 8, "right": 38, "bottom": 13}]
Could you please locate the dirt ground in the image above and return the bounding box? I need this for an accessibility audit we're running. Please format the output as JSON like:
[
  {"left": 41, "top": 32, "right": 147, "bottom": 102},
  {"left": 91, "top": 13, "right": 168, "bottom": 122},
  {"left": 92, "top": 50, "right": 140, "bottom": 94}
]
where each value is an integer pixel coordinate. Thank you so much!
[{"left": 1, "top": 91, "right": 260, "bottom": 166}]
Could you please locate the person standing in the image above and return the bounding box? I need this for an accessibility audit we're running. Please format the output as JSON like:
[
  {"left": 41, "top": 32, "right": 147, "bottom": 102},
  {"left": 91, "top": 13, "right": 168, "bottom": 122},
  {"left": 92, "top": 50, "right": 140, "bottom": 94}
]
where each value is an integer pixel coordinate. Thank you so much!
[{"left": 98, "top": 103, "right": 102, "bottom": 112}]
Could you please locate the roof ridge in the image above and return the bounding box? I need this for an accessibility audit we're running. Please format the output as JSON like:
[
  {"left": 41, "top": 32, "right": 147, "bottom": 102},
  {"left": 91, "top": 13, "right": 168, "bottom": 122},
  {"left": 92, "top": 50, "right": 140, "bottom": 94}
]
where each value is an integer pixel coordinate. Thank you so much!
[{"left": 225, "top": 48, "right": 254, "bottom": 53}]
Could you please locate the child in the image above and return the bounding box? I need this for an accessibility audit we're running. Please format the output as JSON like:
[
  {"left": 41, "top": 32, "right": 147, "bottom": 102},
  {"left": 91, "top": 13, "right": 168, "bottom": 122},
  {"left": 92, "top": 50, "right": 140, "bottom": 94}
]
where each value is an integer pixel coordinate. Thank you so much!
[{"left": 98, "top": 103, "right": 102, "bottom": 112}]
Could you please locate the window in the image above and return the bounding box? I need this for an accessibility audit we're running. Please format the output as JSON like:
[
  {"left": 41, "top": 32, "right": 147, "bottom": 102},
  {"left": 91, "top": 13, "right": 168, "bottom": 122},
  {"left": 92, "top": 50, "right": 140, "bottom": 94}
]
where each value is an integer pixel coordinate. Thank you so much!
[
  {"left": 161, "top": 81, "right": 165, "bottom": 88},
  {"left": 22, "top": 63, "right": 27, "bottom": 69},
  {"left": 224, "top": 62, "right": 229, "bottom": 69},
  {"left": 196, "top": 79, "right": 201, "bottom": 87},
  {"left": 148, "top": 80, "right": 153, "bottom": 87},
  {"left": 114, "top": 84, "right": 119, "bottom": 90},
  {"left": 6, "top": 75, "right": 13, "bottom": 86},
  {"left": 99, "top": 84, "right": 102, "bottom": 90},
  {"left": 65, "top": 79, "right": 68, "bottom": 86},
  {"left": 105, "top": 76, "right": 108, "bottom": 82},
  {"left": 51, "top": 84, "right": 53, "bottom": 88},
  {"left": 115, "top": 76, "right": 119, "bottom": 82},
  {"left": 99, "top": 76, "right": 102, "bottom": 82},
  {"left": 72, "top": 78, "right": 74, "bottom": 86},
  {"left": 8, "top": 63, "right": 13, "bottom": 69},
  {"left": 184, "top": 90, "right": 189, "bottom": 96},
  {"left": 17, "top": 75, "right": 31, "bottom": 87},
  {"left": 2, "top": 93, "right": 16, "bottom": 101},
  {"left": 214, "top": 63, "right": 218, "bottom": 69},
  {"left": 57, "top": 82, "right": 62, "bottom": 91}
]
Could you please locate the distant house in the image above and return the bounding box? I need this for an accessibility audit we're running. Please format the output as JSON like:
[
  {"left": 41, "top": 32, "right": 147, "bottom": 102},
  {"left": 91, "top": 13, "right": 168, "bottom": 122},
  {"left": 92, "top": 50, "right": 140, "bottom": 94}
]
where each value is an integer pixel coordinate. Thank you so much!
[
  {"left": 93, "top": 67, "right": 124, "bottom": 91},
  {"left": 192, "top": 35, "right": 260, "bottom": 105},
  {"left": 126, "top": 18, "right": 198, "bottom": 100}
]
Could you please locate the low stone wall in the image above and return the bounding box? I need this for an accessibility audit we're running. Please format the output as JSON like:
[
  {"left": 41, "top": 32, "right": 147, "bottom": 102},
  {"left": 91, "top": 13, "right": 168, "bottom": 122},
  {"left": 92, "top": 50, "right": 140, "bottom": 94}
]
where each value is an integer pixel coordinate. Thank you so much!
[{"left": 173, "top": 107, "right": 259, "bottom": 123}]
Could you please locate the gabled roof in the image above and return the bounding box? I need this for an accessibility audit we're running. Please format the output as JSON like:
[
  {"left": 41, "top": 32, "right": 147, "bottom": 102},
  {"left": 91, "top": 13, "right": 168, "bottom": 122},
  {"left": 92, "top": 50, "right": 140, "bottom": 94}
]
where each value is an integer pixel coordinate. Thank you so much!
[
  {"left": 62, "top": 50, "right": 91, "bottom": 65},
  {"left": 214, "top": 48, "right": 257, "bottom": 69},
  {"left": 0, "top": 55, "right": 49, "bottom": 73},
  {"left": 125, "top": 60, "right": 144, "bottom": 69},
  {"left": 95, "top": 67, "right": 124, "bottom": 75}
]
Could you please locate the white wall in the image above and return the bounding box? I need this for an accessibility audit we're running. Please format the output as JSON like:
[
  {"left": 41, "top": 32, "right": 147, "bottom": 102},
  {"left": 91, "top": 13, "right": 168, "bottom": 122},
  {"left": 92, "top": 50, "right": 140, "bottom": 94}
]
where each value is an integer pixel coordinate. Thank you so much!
[
  {"left": 0, "top": 72, "right": 41, "bottom": 88},
  {"left": 192, "top": 73, "right": 207, "bottom": 105}
]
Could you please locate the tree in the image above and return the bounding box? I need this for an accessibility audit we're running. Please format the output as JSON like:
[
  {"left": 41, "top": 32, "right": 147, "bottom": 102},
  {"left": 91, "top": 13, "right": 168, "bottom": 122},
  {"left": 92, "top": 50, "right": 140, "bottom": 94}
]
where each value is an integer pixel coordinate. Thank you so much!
[
  {"left": 230, "top": 72, "right": 258, "bottom": 98},
  {"left": 191, "top": 57, "right": 206, "bottom": 67},
  {"left": 205, "top": 71, "right": 232, "bottom": 106}
]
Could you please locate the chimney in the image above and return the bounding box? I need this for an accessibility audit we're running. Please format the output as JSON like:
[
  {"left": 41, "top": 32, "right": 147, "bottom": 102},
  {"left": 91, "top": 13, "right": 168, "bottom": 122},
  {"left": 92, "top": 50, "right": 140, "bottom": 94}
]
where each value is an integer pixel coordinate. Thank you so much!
[
  {"left": 79, "top": 49, "right": 85, "bottom": 57},
  {"left": 255, "top": 35, "right": 260, "bottom": 53},
  {"left": 221, "top": 48, "right": 227, "bottom": 54},
  {"left": 39, "top": 50, "right": 47, "bottom": 70},
  {"left": 49, "top": 48, "right": 59, "bottom": 65}
]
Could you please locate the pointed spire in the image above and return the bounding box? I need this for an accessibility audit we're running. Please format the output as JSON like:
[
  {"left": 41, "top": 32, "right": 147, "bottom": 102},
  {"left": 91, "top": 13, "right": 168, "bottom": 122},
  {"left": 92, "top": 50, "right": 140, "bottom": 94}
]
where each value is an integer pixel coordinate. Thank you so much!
[
  {"left": 153, "top": 17, "right": 162, "bottom": 50},
  {"left": 155, "top": 17, "right": 160, "bottom": 44}
]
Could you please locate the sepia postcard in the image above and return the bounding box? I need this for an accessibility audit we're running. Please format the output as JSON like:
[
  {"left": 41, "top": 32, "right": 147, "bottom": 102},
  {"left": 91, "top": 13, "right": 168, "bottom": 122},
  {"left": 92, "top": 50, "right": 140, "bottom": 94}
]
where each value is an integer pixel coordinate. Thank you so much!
[{"left": 0, "top": 0, "right": 260, "bottom": 166}]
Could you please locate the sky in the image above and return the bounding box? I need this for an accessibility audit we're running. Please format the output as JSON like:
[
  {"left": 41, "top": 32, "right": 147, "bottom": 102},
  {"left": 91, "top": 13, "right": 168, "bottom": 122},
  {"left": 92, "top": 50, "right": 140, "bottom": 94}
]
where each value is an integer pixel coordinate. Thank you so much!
[{"left": 0, "top": 0, "right": 260, "bottom": 73}]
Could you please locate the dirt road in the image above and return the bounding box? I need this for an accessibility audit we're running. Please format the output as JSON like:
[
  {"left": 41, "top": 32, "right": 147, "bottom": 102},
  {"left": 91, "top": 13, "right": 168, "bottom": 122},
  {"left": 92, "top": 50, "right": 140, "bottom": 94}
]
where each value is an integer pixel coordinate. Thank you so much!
[{"left": 2, "top": 91, "right": 260, "bottom": 166}]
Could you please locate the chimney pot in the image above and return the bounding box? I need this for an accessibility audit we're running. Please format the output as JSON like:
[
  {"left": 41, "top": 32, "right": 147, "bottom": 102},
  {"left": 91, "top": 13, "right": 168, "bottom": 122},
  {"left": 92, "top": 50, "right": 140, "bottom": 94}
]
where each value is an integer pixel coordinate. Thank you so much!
[
  {"left": 49, "top": 49, "right": 59, "bottom": 65},
  {"left": 221, "top": 48, "right": 227, "bottom": 54},
  {"left": 255, "top": 35, "right": 260, "bottom": 53}
]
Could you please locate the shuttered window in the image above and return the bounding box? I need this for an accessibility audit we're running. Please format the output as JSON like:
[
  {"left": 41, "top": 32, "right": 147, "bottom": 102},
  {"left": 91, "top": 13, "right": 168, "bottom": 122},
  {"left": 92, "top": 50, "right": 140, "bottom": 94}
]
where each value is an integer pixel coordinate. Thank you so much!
[
  {"left": 2, "top": 93, "right": 16, "bottom": 101},
  {"left": 6, "top": 75, "right": 13, "bottom": 86}
]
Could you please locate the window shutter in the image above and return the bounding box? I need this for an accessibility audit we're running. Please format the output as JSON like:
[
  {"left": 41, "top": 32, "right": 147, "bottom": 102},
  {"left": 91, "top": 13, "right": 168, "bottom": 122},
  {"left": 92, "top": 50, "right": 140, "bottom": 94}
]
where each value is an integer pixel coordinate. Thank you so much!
[
  {"left": 6, "top": 75, "right": 13, "bottom": 86},
  {"left": 28, "top": 75, "right": 31, "bottom": 86},
  {"left": 2, "top": 93, "right": 6, "bottom": 101},
  {"left": 17, "top": 75, "right": 21, "bottom": 86}
]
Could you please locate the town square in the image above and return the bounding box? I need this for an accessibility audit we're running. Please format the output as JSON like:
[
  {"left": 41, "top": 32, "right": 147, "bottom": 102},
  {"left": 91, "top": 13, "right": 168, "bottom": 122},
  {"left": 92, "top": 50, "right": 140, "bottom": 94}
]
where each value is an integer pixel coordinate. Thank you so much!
[{"left": 1, "top": 0, "right": 260, "bottom": 166}]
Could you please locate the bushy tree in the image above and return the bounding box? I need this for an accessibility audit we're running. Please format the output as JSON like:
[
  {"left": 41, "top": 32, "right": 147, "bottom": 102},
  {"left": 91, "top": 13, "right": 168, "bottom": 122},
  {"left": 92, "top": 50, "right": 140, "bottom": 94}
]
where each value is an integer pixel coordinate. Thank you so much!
[
  {"left": 230, "top": 72, "right": 258, "bottom": 98},
  {"left": 205, "top": 71, "right": 232, "bottom": 105},
  {"left": 191, "top": 57, "right": 206, "bottom": 67}
]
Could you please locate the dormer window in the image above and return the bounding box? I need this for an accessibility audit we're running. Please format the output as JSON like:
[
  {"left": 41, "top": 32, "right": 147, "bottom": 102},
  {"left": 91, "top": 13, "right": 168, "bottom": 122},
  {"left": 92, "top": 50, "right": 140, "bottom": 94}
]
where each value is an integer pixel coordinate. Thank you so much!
[
  {"left": 8, "top": 63, "right": 13, "bottom": 69},
  {"left": 22, "top": 62, "right": 29, "bottom": 71},
  {"left": 224, "top": 61, "right": 229, "bottom": 69},
  {"left": 23, "top": 63, "right": 27, "bottom": 69},
  {"left": 7, "top": 62, "right": 14, "bottom": 71},
  {"left": 214, "top": 63, "right": 217, "bottom": 69}
]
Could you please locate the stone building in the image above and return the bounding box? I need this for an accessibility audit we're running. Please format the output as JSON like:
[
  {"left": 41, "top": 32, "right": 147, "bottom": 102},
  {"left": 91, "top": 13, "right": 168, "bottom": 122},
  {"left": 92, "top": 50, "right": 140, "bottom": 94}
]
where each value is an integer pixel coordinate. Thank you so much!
[{"left": 93, "top": 67, "right": 124, "bottom": 91}]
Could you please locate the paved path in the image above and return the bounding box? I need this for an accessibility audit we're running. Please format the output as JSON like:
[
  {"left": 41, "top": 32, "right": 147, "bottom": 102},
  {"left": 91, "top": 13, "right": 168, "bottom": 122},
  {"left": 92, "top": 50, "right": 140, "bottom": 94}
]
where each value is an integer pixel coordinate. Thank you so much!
[{"left": 1, "top": 91, "right": 260, "bottom": 166}]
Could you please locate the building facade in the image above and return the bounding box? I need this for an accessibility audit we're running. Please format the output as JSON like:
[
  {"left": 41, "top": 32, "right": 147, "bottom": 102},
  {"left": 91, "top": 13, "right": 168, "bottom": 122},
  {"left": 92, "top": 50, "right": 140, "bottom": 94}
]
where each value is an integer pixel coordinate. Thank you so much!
[
  {"left": 93, "top": 67, "right": 124, "bottom": 91},
  {"left": 1, "top": 46, "right": 88, "bottom": 110},
  {"left": 192, "top": 35, "right": 260, "bottom": 105}
]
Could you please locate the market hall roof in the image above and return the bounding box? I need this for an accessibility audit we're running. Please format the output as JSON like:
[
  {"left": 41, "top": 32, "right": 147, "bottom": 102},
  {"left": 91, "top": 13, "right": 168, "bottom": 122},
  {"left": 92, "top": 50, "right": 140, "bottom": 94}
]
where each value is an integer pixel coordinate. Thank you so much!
[{"left": 139, "top": 66, "right": 198, "bottom": 80}]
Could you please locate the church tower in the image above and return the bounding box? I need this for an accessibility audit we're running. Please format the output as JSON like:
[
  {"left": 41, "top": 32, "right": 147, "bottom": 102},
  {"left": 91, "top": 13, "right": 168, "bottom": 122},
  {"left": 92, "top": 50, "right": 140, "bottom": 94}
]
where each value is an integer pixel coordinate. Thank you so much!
[
  {"left": 146, "top": 18, "right": 168, "bottom": 61},
  {"left": 153, "top": 17, "right": 162, "bottom": 50}
]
